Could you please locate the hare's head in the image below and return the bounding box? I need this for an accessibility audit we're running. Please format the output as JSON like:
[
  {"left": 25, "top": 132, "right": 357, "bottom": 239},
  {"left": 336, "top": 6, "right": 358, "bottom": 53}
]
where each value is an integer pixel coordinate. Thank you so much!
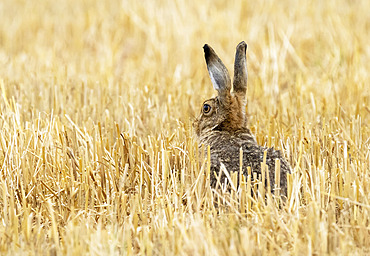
[{"left": 193, "top": 41, "right": 249, "bottom": 138}]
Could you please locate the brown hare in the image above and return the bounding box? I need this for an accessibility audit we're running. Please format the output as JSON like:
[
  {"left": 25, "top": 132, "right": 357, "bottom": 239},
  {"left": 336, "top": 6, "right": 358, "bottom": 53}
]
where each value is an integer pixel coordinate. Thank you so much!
[{"left": 193, "top": 41, "right": 291, "bottom": 197}]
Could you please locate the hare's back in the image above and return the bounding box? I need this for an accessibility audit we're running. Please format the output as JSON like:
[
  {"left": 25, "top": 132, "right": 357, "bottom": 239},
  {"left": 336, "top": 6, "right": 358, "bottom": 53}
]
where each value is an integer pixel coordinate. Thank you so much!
[{"left": 208, "top": 133, "right": 289, "bottom": 196}]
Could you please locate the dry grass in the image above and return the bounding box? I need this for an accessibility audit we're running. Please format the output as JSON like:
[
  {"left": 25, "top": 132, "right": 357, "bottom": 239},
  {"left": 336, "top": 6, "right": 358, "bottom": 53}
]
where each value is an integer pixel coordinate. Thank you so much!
[{"left": 0, "top": 0, "right": 369, "bottom": 255}]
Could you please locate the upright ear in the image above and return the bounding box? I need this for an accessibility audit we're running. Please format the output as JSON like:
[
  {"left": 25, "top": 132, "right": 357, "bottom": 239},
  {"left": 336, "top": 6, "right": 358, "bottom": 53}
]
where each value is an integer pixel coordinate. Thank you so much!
[
  {"left": 233, "top": 41, "right": 248, "bottom": 99},
  {"left": 203, "top": 44, "right": 231, "bottom": 102}
]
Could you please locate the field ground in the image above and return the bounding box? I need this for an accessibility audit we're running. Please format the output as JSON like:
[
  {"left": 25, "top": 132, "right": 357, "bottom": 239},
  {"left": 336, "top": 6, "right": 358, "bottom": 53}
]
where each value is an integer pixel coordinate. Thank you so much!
[{"left": 0, "top": 0, "right": 369, "bottom": 255}]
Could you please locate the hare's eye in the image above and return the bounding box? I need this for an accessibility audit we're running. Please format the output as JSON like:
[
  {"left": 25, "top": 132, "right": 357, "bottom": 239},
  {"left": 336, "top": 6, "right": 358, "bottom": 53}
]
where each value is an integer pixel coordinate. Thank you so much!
[{"left": 203, "top": 104, "right": 211, "bottom": 114}]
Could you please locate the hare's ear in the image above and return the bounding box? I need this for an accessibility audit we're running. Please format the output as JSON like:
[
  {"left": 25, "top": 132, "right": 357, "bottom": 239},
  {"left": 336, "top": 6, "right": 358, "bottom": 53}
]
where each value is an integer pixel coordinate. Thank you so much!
[
  {"left": 203, "top": 44, "right": 231, "bottom": 101},
  {"left": 233, "top": 41, "right": 248, "bottom": 99}
]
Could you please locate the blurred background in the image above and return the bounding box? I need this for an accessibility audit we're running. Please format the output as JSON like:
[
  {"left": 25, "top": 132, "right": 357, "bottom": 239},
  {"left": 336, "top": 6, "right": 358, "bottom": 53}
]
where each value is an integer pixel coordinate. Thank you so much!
[{"left": 0, "top": 0, "right": 369, "bottom": 134}]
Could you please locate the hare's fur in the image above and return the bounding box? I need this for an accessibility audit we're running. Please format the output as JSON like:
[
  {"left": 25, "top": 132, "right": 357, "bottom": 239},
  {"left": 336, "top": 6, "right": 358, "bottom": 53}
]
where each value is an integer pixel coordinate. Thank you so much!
[{"left": 193, "top": 42, "right": 291, "bottom": 197}]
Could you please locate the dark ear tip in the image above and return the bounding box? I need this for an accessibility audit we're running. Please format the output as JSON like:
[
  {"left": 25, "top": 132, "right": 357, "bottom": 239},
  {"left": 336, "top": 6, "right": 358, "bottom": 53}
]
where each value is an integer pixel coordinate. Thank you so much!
[
  {"left": 237, "top": 41, "right": 247, "bottom": 52},
  {"left": 203, "top": 44, "right": 211, "bottom": 58}
]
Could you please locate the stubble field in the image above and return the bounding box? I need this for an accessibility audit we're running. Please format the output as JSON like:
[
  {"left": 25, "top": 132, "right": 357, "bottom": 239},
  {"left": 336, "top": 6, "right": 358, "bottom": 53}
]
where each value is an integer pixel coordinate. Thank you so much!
[{"left": 0, "top": 0, "right": 369, "bottom": 255}]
